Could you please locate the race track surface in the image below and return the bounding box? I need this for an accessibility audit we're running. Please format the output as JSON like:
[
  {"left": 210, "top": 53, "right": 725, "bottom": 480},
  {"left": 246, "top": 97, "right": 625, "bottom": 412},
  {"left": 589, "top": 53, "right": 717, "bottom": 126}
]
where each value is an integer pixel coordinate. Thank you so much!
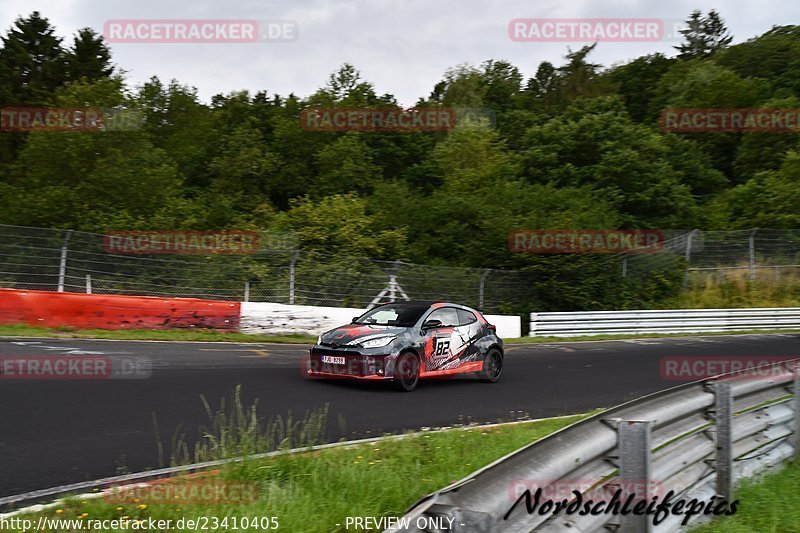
[{"left": 1, "top": 333, "right": 798, "bottom": 499}]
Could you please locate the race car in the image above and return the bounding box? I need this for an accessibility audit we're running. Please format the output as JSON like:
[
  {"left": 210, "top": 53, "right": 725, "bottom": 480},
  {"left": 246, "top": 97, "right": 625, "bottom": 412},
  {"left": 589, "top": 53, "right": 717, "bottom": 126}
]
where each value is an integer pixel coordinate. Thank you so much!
[{"left": 306, "top": 301, "right": 503, "bottom": 391}]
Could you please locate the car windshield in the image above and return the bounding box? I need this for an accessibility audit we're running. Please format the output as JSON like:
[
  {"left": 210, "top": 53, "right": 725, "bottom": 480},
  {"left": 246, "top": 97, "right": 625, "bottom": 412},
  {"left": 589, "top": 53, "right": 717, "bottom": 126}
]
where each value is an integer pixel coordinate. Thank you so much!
[{"left": 354, "top": 303, "right": 430, "bottom": 327}]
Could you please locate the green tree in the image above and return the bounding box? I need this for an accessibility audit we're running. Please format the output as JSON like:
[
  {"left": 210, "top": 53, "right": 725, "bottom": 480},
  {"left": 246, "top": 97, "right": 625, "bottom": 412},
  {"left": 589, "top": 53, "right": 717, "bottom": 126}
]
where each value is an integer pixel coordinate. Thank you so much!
[
  {"left": 206, "top": 119, "right": 279, "bottom": 212},
  {"left": 607, "top": 53, "right": 673, "bottom": 123},
  {"left": 313, "top": 133, "right": 382, "bottom": 197},
  {"left": 137, "top": 78, "right": 215, "bottom": 185},
  {"left": 723, "top": 152, "right": 800, "bottom": 228},
  {"left": 66, "top": 28, "right": 113, "bottom": 82},
  {"left": 0, "top": 77, "right": 183, "bottom": 230},
  {"left": 675, "top": 9, "right": 733, "bottom": 59},
  {"left": 271, "top": 193, "right": 407, "bottom": 259},
  {"left": 521, "top": 97, "right": 710, "bottom": 227},
  {"left": 0, "top": 11, "right": 66, "bottom": 105}
]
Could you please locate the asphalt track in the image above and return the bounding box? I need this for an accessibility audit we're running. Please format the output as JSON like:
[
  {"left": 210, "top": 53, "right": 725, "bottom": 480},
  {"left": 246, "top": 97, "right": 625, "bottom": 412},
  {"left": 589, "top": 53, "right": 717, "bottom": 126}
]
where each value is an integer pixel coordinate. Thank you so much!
[{"left": 1, "top": 333, "right": 799, "bottom": 500}]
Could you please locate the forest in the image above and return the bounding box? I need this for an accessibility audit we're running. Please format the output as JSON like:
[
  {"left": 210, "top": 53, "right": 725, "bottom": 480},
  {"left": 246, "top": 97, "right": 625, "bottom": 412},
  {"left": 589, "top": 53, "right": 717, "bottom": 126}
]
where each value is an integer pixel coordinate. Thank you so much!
[{"left": 0, "top": 10, "right": 798, "bottom": 311}]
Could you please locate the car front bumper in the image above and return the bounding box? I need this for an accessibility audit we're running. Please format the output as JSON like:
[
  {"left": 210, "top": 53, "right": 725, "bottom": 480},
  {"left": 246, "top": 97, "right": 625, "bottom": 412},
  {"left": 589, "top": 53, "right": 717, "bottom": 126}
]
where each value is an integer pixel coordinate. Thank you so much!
[{"left": 307, "top": 346, "right": 395, "bottom": 379}]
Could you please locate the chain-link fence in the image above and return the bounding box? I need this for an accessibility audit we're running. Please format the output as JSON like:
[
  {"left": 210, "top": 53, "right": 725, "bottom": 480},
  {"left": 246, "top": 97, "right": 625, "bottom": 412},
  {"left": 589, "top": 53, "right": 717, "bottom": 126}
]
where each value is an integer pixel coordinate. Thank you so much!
[
  {"left": 0, "top": 225, "right": 798, "bottom": 314},
  {"left": 0, "top": 224, "right": 541, "bottom": 312},
  {"left": 620, "top": 229, "right": 800, "bottom": 286}
]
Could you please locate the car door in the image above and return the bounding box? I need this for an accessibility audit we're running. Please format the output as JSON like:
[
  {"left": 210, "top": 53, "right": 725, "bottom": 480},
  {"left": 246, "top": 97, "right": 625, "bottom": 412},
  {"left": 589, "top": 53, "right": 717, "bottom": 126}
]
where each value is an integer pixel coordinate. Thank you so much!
[
  {"left": 422, "top": 307, "right": 460, "bottom": 371},
  {"left": 454, "top": 308, "right": 482, "bottom": 363}
]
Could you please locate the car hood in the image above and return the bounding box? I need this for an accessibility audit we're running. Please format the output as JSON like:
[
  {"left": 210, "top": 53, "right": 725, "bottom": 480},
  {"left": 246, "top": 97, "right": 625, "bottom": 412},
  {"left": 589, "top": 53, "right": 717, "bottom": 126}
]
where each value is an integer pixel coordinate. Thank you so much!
[{"left": 320, "top": 324, "right": 409, "bottom": 347}]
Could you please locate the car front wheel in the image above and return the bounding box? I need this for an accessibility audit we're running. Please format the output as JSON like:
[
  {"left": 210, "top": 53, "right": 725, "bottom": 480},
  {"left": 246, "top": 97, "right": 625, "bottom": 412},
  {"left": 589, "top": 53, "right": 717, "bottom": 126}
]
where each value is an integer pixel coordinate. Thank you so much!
[{"left": 393, "top": 352, "right": 420, "bottom": 392}]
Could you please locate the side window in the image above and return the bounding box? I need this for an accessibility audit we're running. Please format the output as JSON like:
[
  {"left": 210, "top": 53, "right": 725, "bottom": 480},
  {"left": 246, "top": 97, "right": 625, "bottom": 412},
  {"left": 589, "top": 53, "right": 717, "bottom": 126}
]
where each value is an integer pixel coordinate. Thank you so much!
[
  {"left": 426, "top": 308, "right": 459, "bottom": 327},
  {"left": 457, "top": 309, "right": 478, "bottom": 326}
]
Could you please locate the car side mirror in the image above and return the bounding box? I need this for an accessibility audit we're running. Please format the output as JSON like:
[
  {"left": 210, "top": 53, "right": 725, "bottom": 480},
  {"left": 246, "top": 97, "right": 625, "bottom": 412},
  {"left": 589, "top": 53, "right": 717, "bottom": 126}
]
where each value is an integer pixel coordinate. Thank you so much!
[
  {"left": 422, "top": 319, "right": 442, "bottom": 330},
  {"left": 352, "top": 317, "right": 360, "bottom": 323}
]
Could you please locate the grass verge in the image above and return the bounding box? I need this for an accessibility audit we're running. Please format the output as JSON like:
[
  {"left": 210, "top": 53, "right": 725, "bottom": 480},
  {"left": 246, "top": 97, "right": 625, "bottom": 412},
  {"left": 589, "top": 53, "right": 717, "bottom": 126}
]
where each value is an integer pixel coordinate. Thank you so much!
[
  {"left": 1, "top": 323, "right": 799, "bottom": 346},
  {"left": 692, "top": 461, "right": 800, "bottom": 532},
  {"left": 3, "top": 413, "right": 591, "bottom": 533},
  {"left": 0, "top": 324, "right": 317, "bottom": 344}
]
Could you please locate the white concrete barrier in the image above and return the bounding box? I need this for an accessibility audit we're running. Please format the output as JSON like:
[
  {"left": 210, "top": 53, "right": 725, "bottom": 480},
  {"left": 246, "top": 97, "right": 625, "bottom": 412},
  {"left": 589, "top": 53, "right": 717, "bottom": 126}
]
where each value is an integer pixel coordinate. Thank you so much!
[
  {"left": 240, "top": 302, "right": 521, "bottom": 339},
  {"left": 484, "top": 314, "right": 521, "bottom": 339},
  {"left": 240, "top": 302, "right": 362, "bottom": 336}
]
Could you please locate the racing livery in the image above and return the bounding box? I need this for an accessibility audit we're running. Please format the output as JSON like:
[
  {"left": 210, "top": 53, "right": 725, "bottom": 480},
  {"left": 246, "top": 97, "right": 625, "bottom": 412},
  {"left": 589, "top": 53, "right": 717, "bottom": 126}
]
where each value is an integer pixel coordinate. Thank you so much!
[{"left": 306, "top": 301, "right": 503, "bottom": 391}]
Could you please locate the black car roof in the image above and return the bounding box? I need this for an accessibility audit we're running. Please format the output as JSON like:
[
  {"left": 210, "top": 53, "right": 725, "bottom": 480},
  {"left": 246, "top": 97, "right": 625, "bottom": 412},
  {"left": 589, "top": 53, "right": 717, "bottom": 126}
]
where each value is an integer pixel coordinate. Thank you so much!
[
  {"left": 372, "top": 300, "right": 479, "bottom": 310},
  {"left": 373, "top": 300, "right": 439, "bottom": 307}
]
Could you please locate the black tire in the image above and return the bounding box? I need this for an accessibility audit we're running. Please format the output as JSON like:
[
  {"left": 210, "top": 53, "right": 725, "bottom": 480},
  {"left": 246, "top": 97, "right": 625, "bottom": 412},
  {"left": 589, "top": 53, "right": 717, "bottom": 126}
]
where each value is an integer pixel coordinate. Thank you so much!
[
  {"left": 479, "top": 348, "right": 503, "bottom": 383},
  {"left": 393, "top": 352, "right": 420, "bottom": 392}
]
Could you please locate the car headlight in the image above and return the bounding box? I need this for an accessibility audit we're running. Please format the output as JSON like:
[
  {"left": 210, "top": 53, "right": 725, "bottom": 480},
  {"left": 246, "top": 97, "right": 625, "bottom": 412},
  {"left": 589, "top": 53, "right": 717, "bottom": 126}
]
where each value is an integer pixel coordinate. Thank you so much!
[{"left": 351, "top": 335, "right": 396, "bottom": 349}]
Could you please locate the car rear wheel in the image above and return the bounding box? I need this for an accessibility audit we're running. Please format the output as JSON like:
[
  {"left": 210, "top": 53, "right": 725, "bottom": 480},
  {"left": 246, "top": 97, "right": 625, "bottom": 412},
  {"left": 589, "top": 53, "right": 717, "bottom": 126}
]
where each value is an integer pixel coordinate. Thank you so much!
[
  {"left": 393, "top": 352, "right": 420, "bottom": 392},
  {"left": 479, "top": 348, "right": 503, "bottom": 383}
]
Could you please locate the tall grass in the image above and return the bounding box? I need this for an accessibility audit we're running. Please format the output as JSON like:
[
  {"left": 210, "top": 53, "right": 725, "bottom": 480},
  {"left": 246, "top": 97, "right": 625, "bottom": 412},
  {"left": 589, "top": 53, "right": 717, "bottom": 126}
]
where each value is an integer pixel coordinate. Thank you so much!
[
  {"left": 155, "top": 386, "right": 329, "bottom": 467},
  {"left": 673, "top": 267, "right": 800, "bottom": 309}
]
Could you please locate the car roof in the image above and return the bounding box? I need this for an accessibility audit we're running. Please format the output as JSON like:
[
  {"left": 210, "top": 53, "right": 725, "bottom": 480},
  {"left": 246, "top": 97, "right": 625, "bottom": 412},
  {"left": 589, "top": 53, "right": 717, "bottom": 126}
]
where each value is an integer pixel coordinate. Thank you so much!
[{"left": 373, "top": 300, "right": 469, "bottom": 309}]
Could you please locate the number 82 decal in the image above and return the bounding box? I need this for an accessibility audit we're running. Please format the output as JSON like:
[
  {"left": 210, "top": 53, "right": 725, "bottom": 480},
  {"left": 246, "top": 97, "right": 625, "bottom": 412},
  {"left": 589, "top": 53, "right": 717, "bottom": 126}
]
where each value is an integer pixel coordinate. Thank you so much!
[{"left": 434, "top": 337, "right": 451, "bottom": 357}]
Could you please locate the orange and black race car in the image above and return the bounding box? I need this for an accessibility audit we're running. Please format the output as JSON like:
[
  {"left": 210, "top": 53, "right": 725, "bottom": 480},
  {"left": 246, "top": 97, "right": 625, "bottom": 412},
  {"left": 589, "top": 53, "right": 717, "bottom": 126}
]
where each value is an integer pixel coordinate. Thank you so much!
[{"left": 306, "top": 301, "right": 503, "bottom": 391}]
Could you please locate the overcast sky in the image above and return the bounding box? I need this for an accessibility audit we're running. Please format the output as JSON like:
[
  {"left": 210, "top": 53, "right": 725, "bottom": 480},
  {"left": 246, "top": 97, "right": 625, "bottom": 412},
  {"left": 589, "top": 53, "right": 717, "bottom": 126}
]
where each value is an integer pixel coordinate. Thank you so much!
[{"left": 1, "top": 0, "right": 795, "bottom": 106}]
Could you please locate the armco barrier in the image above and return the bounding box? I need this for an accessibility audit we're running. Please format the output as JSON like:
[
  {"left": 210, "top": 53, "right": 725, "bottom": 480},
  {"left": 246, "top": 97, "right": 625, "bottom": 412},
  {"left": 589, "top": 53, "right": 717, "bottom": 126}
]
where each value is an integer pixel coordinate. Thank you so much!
[
  {"left": 240, "top": 302, "right": 522, "bottom": 338},
  {"left": 530, "top": 307, "right": 800, "bottom": 337},
  {"left": 388, "top": 359, "right": 800, "bottom": 532},
  {"left": 0, "top": 289, "right": 240, "bottom": 330}
]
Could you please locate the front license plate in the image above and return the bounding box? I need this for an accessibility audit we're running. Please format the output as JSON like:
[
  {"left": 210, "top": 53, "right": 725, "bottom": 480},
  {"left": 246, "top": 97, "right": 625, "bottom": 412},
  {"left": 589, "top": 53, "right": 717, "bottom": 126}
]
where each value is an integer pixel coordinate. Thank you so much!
[{"left": 321, "top": 355, "right": 346, "bottom": 365}]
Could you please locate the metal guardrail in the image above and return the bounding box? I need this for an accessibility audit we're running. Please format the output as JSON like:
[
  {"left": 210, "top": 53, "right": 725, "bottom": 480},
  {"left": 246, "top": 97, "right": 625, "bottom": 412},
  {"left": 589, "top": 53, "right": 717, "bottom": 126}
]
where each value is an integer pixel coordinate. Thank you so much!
[
  {"left": 529, "top": 308, "right": 800, "bottom": 337},
  {"left": 387, "top": 360, "right": 799, "bottom": 532}
]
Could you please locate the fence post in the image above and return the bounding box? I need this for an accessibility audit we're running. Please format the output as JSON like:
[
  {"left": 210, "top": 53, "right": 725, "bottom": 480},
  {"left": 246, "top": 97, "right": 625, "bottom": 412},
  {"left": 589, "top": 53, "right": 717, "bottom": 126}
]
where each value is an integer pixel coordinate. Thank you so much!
[
  {"left": 85, "top": 274, "right": 92, "bottom": 294},
  {"left": 714, "top": 382, "right": 734, "bottom": 501},
  {"left": 748, "top": 229, "right": 757, "bottom": 281},
  {"left": 479, "top": 269, "right": 490, "bottom": 310},
  {"left": 289, "top": 250, "right": 300, "bottom": 304},
  {"left": 57, "top": 229, "right": 73, "bottom": 292},
  {"left": 682, "top": 229, "right": 699, "bottom": 288},
  {"left": 621, "top": 256, "right": 628, "bottom": 278},
  {"left": 388, "top": 260, "right": 402, "bottom": 302},
  {"left": 618, "top": 420, "right": 653, "bottom": 533},
  {"left": 684, "top": 229, "right": 698, "bottom": 263},
  {"left": 244, "top": 281, "right": 250, "bottom": 303}
]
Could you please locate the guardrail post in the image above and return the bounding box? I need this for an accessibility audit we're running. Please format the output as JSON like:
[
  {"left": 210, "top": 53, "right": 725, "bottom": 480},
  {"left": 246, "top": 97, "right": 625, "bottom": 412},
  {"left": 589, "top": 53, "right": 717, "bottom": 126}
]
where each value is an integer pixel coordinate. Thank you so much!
[
  {"left": 57, "top": 229, "right": 73, "bottom": 292},
  {"left": 793, "top": 366, "right": 800, "bottom": 459},
  {"left": 618, "top": 420, "right": 653, "bottom": 533},
  {"left": 529, "top": 312, "right": 537, "bottom": 337},
  {"left": 714, "top": 382, "right": 734, "bottom": 501},
  {"left": 85, "top": 274, "right": 92, "bottom": 294}
]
